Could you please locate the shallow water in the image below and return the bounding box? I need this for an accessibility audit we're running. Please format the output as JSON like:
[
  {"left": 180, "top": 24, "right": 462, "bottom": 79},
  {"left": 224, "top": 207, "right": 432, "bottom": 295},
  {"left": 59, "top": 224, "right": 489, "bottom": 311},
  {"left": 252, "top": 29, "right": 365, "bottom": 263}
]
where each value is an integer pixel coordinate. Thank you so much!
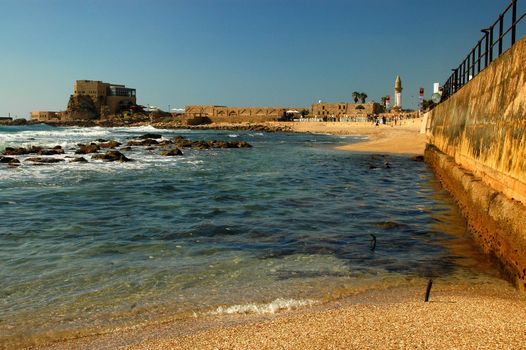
[{"left": 0, "top": 125, "right": 503, "bottom": 347}]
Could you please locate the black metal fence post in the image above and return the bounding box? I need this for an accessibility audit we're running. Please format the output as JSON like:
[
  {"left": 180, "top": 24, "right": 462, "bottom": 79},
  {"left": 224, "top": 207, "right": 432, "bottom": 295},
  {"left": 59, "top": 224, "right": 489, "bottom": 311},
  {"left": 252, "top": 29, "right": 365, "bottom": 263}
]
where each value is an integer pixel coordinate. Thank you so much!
[
  {"left": 482, "top": 30, "right": 489, "bottom": 68},
  {"left": 477, "top": 40, "right": 482, "bottom": 73},
  {"left": 499, "top": 14, "right": 504, "bottom": 55},
  {"left": 512, "top": 0, "right": 517, "bottom": 45}
]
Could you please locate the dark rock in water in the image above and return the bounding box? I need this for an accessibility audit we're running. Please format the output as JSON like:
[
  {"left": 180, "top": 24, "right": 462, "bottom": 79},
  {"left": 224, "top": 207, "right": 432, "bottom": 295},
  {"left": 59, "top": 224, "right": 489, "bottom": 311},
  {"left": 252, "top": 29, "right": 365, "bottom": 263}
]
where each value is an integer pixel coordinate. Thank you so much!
[
  {"left": 235, "top": 141, "right": 252, "bottom": 148},
  {"left": 0, "top": 156, "right": 21, "bottom": 166},
  {"left": 2, "top": 147, "right": 33, "bottom": 156},
  {"left": 70, "top": 157, "right": 88, "bottom": 163},
  {"left": 38, "top": 147, "right": 65, "bottom": 155},
  {"left": 120, "top": 146, "right": 132, "bottom": 151},
  {"left": 374, "top": 221, "right": 408, "bottom": 230},
  {"left": 158, "top": 140, "right": 174, "bottom": 146},
  {"left": 172, "top": 136, "right": 252, "bottom": 149},
  {"left": 174, "top": 138, "right": 194, "bottom": 148},
  {"left": 127, "top": 139, "right": 159, "bottom": 146},
  {"left": 76, "top": 143, "right": 100, "bottom": 154},
  {"left": 25, "top": 157, "right": 65, "bottom": 164},
  {"left": 97, "top": 139, "right": 108, "bottom": 143},
  {"left": 99, "top": 140, "right": 122, "bottom": 148},
  {"left": 411, "top": 155, "right": 425, "bottom": 162},
  {"left": 194, "top": 141, "right": 211, "bottom": 150},
  {"left": 209, "top": 140, "right": 229, "bottom": 148},
  {"left": 161, "top": 148, "right": 183, "bottom": 156},
  {"left": 91, "top": 151, "right": 131, "bottom": 162},
  {"left": 139, "top": 133, "right": 162, "bottom": 139}
]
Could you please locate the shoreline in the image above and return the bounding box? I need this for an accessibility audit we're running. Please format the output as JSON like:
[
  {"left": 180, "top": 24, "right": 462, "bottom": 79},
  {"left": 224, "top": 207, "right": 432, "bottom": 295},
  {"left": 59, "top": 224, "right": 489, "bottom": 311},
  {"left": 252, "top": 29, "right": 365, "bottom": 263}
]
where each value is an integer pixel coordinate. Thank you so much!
[
  {"left": 30, "top": 280, "right": 525, "bottom": 350},
  {"left": 2, "top": 119, "right": 427, "bottom": 156}
]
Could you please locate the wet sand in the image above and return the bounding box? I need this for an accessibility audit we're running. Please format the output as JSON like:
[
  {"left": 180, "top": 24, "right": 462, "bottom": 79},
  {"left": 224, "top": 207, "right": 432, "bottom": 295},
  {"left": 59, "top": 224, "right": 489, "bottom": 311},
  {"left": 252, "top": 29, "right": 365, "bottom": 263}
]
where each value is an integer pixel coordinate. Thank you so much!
[{"left": 33, "top": 281, "right": 526, "bottom": 350}]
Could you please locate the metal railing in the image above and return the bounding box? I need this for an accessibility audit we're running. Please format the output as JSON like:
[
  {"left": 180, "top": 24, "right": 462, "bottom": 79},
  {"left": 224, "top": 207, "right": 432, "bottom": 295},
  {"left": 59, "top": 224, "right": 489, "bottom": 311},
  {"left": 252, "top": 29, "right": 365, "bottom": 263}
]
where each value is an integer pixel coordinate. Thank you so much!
[{"left": 441, "top": 0, "right": 526, "bottom": 101}]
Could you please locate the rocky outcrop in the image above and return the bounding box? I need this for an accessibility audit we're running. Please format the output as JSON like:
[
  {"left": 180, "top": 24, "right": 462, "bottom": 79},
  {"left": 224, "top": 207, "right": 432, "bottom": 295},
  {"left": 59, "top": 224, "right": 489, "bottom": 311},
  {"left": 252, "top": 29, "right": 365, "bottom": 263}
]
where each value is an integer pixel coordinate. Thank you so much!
[
  {"left": 2, "top": 145, "right": 64, "bottom": 156},
  {"left": 139, "top": 133, "right": 162, "bottom": 139},
  {"left": 91, "top": 151, "right": 131, "bottom": 162},
  {"left": 173, "top": 136, "right": 252, "bottom": 149},
  {"left": 38, "top": 146, "right": 64, "bottom": 155},
  {"left": 0, "top": 156, "right": 20, "bottom": 166},
  {"left": 161, "top": 148, "right": 183, "bottom": 156},
  {"left": 127, "top": 139, "right": 159, "bottom": 146},
  {"left": 25, "top": 157, "right": 65, "bottom": 164},
  {"left": 76, "top": 143, "right": 100, "bottom": 154},
  {"left": 70, "top": 157, "right": 88, "bottom": 163},
  {"left": 64, "top": 95, "right": 99, "bottom": 121},
  {"left": 99, "top": 140, "right": 122, "bottom": 148}
]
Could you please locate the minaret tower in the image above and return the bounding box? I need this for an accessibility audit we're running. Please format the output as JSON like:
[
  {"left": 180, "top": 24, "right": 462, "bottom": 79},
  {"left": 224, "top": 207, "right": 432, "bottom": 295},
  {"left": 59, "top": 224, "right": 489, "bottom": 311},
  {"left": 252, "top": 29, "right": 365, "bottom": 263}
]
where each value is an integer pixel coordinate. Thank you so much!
[{"left": 394, "top": 75, "right": 403, "bottom": 109}]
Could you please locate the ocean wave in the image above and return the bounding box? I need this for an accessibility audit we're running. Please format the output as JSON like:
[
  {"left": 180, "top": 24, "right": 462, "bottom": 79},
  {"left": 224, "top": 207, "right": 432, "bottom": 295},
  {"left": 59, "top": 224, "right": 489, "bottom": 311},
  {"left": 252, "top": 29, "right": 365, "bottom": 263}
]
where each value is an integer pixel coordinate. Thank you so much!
[{"left": 211, "top": 298, "right": 316, "bottom": 315}]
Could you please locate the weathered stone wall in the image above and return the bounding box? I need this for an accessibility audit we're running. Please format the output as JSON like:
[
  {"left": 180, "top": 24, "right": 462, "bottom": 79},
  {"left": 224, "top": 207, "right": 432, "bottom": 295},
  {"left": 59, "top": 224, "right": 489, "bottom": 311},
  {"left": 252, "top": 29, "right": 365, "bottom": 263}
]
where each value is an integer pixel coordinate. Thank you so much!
[
  {"left": 426, "top": 35, "right": 526, "bottom": 289},
  {"left": 184, "top": 105, "right": 306, "bottom": 123},
  {"left": 311, "top": 102, "right": 384, "bottom": 118},
  {"left": 427, "top": 35, "right": 526, "bottom": 204}
]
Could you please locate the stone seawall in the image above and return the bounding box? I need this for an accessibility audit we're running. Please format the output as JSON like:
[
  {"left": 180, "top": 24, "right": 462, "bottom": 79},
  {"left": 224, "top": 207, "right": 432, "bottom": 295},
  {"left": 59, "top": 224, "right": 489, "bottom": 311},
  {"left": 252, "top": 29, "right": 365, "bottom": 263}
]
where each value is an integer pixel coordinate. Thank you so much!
[
  {"left": 426, "top": 36, "right": 526, "bottom": 205},
  {"left": 425, "top": 35, "right": 526, "bottom": 289},
  {"left": 425, "top": 145, "right": 526, "bottom": 290}
]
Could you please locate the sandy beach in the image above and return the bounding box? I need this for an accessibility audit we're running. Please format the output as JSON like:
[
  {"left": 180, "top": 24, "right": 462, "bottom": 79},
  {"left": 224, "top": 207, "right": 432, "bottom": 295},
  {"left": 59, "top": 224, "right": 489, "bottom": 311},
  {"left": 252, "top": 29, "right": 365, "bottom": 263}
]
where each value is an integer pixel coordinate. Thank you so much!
[
  {"left": 272, "top": 118, "right": 427, "bottom": 155},
  {"left": 34, "top": 281, "right": 526, "bottom": 350}
]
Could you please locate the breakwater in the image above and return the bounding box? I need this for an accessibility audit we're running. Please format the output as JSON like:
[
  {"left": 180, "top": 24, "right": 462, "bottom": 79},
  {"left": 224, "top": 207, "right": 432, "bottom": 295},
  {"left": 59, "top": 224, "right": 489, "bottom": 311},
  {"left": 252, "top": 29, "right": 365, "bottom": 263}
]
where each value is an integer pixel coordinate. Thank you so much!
[{"left": 425, "top": 35, "right": 526, "bottom": 290}]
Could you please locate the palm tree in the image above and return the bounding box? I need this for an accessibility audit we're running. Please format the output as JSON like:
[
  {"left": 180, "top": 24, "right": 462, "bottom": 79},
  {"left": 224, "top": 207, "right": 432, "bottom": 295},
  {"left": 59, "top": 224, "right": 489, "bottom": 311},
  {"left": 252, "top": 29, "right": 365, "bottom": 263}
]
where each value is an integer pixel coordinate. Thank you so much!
[
  {"left": 352, "top": 91, "right": 360, "bottom": 103},
  {"left": 359, "top": 92, "right": 368, "bottom": 103}
]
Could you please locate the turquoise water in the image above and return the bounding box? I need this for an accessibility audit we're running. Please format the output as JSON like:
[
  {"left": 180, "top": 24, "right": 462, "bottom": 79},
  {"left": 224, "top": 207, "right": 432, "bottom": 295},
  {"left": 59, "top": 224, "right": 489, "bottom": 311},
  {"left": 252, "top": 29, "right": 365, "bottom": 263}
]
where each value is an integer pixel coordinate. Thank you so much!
[{"left": 0, "top": 125, "right": 502, "bottom": 347}]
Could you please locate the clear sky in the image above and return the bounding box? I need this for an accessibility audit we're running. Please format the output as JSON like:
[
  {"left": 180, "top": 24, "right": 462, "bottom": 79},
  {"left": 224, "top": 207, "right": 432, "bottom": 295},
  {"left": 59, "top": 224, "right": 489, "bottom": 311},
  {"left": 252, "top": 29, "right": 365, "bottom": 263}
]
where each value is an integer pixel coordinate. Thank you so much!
[{"left": 0, "top": 0, "right": 513, "bottom": 118}]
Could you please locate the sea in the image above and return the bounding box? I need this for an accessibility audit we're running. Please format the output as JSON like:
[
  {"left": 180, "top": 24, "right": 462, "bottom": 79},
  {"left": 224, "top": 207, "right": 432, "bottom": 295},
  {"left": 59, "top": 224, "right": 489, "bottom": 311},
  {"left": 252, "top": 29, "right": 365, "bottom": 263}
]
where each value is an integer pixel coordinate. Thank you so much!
[{"left": 0, "top": 124, "right": 505, "bottom": 348}]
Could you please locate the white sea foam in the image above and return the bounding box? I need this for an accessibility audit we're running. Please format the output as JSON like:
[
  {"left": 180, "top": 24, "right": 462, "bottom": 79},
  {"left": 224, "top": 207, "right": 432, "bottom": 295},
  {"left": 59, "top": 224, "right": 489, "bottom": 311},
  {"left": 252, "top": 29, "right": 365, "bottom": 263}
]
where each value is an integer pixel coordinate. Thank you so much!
[
  {"left": 211, "top": 298, "right": 316, "bottom": 315},
  {"left": 228, "top": 134, "right": 239, "bottom": 138}
]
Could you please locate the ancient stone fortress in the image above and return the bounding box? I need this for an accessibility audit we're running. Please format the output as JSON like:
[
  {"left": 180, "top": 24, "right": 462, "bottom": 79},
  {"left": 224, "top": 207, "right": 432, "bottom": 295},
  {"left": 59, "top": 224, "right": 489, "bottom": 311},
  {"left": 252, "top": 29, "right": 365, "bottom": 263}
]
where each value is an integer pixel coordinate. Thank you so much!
[
  {"left": 73, "top": 80, "right": 136, "bottom": 117},
  {"left": 183, "top": 105, "right": 306, "bottom": 123},
  {"left": 31, "top": 80, "right": 137, "bottom": 123},
  {"left": 310, "top": 102, "right": 384, "bottom": 120}
]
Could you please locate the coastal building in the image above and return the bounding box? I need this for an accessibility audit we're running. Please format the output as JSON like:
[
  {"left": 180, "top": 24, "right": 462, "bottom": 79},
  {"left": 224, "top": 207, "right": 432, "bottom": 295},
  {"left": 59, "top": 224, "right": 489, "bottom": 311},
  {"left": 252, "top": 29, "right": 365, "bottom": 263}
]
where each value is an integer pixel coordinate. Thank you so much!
[
  {"left": 30, "top": 80, "right": 138, "bottom": 123},
  {"left": 311, "top": 102, "right": 384, "bottom": 120},
  {"left": 30, "top": 111, "right": 64, "bottom": 123},
  {"left": 394, "top": 76, "right": 403, "bottom": 109},
  {"left": 73, "top": 80, "right": 137, "bottom": 115},
  {"left": 184, "top": 105, "right": 306, "bottom": 123}
]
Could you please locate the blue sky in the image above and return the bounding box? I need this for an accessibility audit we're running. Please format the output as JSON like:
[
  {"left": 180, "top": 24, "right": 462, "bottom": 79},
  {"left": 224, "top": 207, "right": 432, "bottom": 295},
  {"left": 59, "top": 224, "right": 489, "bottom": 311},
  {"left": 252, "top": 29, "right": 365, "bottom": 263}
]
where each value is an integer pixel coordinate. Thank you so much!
[{"left": 0, "top": 0, "right": 513, "bottom": 118}]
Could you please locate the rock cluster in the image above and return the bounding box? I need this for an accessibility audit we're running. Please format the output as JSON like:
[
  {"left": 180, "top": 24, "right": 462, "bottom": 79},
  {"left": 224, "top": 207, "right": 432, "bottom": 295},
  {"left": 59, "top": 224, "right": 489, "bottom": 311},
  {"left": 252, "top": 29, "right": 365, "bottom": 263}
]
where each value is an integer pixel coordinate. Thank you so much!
[
  {"left": 1, "top": 133, "right": 252, "bottom": 167},
  {"left": 2, "top": 145, "right": 64, "bottom": 156},
  {"left": 173, "top": 136, "right": 252, "bottom": 149},
  {"left": 0, "top": 156, "right": 21, "bottom": 166},
  {"left": 91, "top": 151, "right": 131, "bottom": 162}
]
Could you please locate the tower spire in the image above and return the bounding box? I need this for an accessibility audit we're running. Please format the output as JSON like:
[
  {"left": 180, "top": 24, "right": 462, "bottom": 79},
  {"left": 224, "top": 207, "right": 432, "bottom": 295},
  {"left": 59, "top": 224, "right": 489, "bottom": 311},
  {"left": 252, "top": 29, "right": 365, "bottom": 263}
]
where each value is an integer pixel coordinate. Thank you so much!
[{"left": 394, "top": 76, "right": 403, "bottom": 109}]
